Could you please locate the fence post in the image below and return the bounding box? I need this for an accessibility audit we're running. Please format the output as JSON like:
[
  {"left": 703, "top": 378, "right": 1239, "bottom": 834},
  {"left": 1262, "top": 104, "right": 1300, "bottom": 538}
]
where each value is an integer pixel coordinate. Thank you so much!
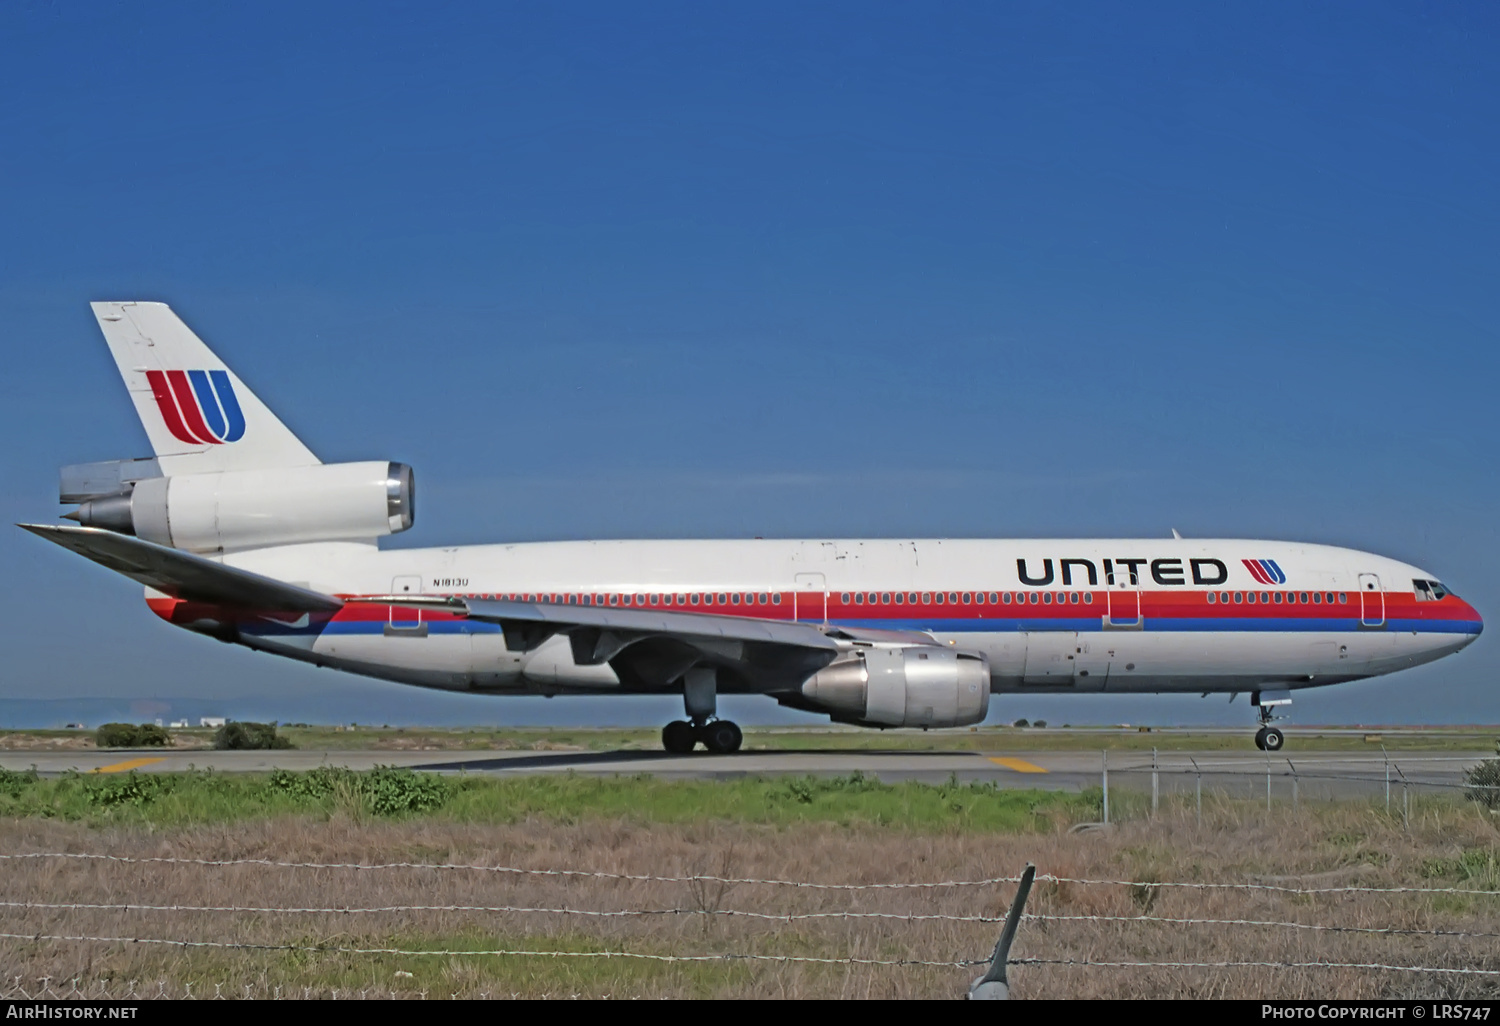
[
  {"left": 1189, "top": 756, "right": 1202, "bottom": 827},
  {"left": 1395, "top": 764, "right": 1410, "bottom": 830},
  {"left": 1151, "top": 747, "right": 1159, "bottom": 816},
  {"left": 1287, "top": 758, "right": 1298, "bottom": 812},
  {"left": 1266, "top": 752, "right": 1272, "bottom": 812},
  {"left": 969, "top": 863, "right": 1036, "bottom": 1000},
  {"left": 1102, "top": 750, "right": 1109, "bottom": 825},
  {"left": 1382, "top": 745, "right": 1390, "bottom": 815}
]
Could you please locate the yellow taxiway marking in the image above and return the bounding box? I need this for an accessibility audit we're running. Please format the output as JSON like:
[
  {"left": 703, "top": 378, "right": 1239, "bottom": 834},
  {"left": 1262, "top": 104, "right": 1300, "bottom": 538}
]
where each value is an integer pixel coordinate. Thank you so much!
[
  {"left": 91, "top": 757, "right": 166, "bottom": 774},
  {"left": 987, "top": 756, "right": 1048, "bottom": 774}
]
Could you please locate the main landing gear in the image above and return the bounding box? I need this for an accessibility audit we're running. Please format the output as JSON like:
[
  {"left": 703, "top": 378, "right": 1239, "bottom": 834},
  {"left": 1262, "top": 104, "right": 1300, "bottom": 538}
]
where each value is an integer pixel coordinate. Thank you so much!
[
  {"left": 661, "top": 718, "right": 743, "bottom": 755},
  {"left": 1251, "top": 689, "right": 1287, "bottom": 751},
  {"left": 661, "top": 666, "right": 743, "bottom": 755}
]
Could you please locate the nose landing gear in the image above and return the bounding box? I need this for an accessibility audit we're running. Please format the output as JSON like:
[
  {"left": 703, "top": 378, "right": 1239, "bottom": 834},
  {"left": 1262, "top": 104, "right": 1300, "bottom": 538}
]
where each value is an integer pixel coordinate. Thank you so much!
[
  {"left": 1254, "top": 724, "right": 1285, "bottom": 752},
  {"left": 661, "top": 667, "right": 743, "bottom": 754},
  {"left": 1251, "top": 689, "right": 1290, "bottom": 751}
]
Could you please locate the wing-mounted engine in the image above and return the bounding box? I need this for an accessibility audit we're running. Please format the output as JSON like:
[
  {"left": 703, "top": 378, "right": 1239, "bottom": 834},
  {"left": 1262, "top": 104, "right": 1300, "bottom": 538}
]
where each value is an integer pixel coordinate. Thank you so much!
[
  {"left": 61, "top": 458, "right": 414, "bottom": 553},
  {"left": 788, "top": 645, "right": 991, "bottom": 728}
]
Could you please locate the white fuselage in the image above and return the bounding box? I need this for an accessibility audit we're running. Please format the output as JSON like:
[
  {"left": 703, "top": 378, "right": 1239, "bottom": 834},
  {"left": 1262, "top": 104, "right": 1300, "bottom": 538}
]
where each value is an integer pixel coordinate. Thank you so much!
[{"left": 147, "top": 537, "right": 1480, "bottom": 703}]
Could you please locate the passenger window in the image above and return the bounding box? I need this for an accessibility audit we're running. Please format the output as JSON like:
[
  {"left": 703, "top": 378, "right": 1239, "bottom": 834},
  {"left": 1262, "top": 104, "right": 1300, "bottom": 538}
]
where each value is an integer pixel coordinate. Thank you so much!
[
  {"left": 1084, "top": 593, "right": 1093, "bottom": 604},
  {"left": 609, "top": 594, "right": 619, "bottom": 606},
  {"left": 881, "top": 593, "right": 891, "bottom": 604},
  {"left": 1299, "top": 592, "right": 1309, "bottom": 603},
  {"left": 910, "top": 592, "right": 921, "bottom": 604},
  {"left": 1029, "top": 592, "right": 1039, "bottom": 604},
  {"left": 1002, "top": 593, "right": 1012, "bottom": 604},
  {"left": 1233, "top": 593, "right": 1243, "bottom": 603},
  {"left": 1070, "top": 592, "right": 1079, "bottom": 604},
  {"left": 921, "top": 592, "right": 931, "bottom": 604},
  {"left": 1324, "top": 592, "right": 1335, "bottom": 604},
  {"left": 840, "top": 593, "right": 850, "bottom": 604},
  {"left": 1312, "top": 593, "right": 1321, "bottom": 604},
  {"left": 962, "top": 593, "right": 972, "bottom": 604},
  {"left": 1043, "top": 593, "right": 1053, "bottom": 605},
  {"left": 1207, "top": 593, "right": 1216, "bottom": 604},
  {"left": 730, "top": 594, "right": 741, "bottom": 605},
  {"left": 854, "top": 593, "right": 864, "bottom": 605},
  {"left": 1261, "top": 592, "right": 1270, "bottom": 603},
  {"left": 895, "top": 593, "right": 905, "bottom": 605},
  {"left": 935, "top": 593, "right": 945, "bottom": 605},
  {"left": 1338, "top": 593, "right": 1347, "bottom": 603},
  {"left": 990, "top": 593, "right": 1000, "bottom": 603}
]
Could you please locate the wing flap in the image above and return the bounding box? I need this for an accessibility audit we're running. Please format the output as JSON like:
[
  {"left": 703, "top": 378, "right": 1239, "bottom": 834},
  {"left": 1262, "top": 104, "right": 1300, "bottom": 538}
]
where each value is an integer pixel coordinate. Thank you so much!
[{"left": 20, "top": 523, "right": 343, "bottom": 613}]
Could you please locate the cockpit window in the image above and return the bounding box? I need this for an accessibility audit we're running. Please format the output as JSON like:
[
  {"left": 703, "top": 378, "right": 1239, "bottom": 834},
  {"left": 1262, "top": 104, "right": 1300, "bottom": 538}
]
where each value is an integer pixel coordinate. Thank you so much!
[{"left": 1413, "top": 579, "right": 1451, "bottom": 601}]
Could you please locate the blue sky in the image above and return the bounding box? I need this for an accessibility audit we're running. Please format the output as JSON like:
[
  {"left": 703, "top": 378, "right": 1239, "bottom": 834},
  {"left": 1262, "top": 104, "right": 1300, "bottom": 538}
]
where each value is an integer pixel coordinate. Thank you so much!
[{"left": 1, "top": 2, "right": 1495, "bottom": 727}]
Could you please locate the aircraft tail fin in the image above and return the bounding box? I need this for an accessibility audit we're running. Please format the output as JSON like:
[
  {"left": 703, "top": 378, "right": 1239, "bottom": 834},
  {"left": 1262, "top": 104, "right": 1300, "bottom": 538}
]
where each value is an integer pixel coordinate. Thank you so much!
[{"left": 91, "top": 302, "right": 320, "bottom": 474}]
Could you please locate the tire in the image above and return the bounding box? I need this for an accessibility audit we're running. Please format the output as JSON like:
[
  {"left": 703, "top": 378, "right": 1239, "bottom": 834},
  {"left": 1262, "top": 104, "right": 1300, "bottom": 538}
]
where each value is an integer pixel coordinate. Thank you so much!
[
  {"left": 1254, "top": 727, "right": 1269, "bottom": 751},
  {"left": 1262, "top": 727, "right": 1285, "bottom": 751},
  {"left": 701, "top": 720, "right": 743, "bottom": 754},
  {"left": 662, "top": 720, "right": 697, "bottom": 754}
]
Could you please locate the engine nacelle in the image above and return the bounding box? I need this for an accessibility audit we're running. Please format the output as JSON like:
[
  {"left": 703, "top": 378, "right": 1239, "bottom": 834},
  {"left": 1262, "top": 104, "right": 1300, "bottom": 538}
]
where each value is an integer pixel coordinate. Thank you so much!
[
  {"left": 799, "top": 645, "right": 990, "bottom": 728},
  {"left": 69, "top": 461, "right": 414, "bottom": 553}
]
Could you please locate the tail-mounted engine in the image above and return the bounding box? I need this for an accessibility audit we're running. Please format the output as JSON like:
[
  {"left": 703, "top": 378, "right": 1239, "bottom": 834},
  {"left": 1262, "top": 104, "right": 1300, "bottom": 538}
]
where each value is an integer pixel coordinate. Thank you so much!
[
  {"left": 795, "top": 645, "right": 990, "bottom": 728},
  {"left": 61, "top": 458, "right": 414, "bottom": 553}
]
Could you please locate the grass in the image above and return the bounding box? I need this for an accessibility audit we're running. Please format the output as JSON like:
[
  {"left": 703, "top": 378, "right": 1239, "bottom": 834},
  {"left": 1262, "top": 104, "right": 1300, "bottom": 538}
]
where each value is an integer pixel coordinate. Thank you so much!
[
  {"left": 6, "top": 724, "right": 1497, "bottom": 754},
  {"left": 0, "top": 794, "right": 1496, "bottom": 999},
  {"left": 0, "top": 766, "right": 1093, "bottom": 832}
]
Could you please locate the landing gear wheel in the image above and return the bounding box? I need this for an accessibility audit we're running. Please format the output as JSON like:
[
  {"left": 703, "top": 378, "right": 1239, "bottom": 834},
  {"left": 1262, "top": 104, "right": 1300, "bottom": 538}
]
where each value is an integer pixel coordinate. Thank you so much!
[
  {"left": 662, "top": 720, "right": 697, "bottom": 754},
  {"left": 700, "top": 720, "right": 743, "bottom": 754},
  {"left": 1254, "top": 726, "right": 1285, "bottom": 752}
]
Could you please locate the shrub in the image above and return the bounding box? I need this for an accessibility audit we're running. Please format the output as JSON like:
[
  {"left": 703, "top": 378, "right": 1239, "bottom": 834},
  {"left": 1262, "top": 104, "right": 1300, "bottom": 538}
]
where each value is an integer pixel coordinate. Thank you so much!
[
  {"left": 1466, "top": 742, "right": 1500, "bottom": 810},
  {"left": 0, "top": 768, "right": 38, "bottom": 799},
  {"left": 267, "top": 766, "right": 447, "bottom": 815},
  {"left": 94, "top": 723, "right": 171, "bottom": 748},
  {"left": 1033, "top": 720, "right": 1048, "bottom": 728},
  {"left": 1012, "top": 718, "right": 1030, "bottom": 728},
  {"left": 84, "top": 772, "right": 172, "bottom": 808},
  {"left": 214, "top": 722, "right": 293, "bottom": 750}
]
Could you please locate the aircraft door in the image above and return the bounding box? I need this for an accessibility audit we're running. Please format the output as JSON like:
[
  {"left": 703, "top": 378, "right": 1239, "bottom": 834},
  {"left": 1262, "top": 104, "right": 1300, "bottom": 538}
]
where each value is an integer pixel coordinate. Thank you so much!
[
  {"left": 794, "top": 573, "right": 827, "bottom": 624},
  {"left": 1106, "top": 562, "right": 1142, "bottom": 629},
  {"left": 1359, "top": 573, "right": 1385, "bottom": 628},
  {"left": 1022, "top": 631, "right": 1078, "bottom": 684},
  {"left": 387, "top": 575, "right": 427, "bottom": 636}
]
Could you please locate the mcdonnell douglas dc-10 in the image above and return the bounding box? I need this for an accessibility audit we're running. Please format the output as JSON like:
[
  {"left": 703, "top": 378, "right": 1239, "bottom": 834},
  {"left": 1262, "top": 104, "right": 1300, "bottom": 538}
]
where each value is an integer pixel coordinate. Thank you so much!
[{"left": 22, "top": 303, "right": 1483, "bottom": 752}]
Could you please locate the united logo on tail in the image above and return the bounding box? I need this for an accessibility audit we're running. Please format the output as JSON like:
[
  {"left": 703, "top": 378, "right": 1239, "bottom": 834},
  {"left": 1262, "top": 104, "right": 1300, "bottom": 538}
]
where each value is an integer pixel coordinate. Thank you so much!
[
  {"left": 1242, "top": 558, "right": 1287, "bottom": 585},
  {"left": 146, "top": 369, "right": 246, "bottom": 445}
]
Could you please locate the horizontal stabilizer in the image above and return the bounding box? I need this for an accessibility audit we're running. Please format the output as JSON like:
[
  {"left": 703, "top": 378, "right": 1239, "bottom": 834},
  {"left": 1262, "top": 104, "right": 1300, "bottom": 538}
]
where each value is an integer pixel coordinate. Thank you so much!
[{"left": 19, "top": 524, "right": 343, "bottom": 613}]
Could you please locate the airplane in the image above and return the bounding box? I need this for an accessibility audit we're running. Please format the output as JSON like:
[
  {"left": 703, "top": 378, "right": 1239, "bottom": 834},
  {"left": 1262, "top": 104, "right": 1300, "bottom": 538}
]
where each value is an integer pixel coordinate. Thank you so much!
[{"left": 21, "top": 302, "right": 1483, "bottom": 754}]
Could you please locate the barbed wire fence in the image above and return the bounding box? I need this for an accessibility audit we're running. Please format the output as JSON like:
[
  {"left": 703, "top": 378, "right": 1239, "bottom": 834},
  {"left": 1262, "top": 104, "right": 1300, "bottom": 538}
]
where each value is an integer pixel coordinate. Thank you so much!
[{"left": 0, "top": 844, "right": 1496, "bottom": 1000}]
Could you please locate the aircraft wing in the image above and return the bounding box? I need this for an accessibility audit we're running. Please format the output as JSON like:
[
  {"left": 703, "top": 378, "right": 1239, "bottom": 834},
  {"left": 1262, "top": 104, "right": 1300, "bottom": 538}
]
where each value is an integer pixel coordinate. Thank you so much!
[
  {"left": 355, "top": 595, "right": 843, "bottom": 691},
  {"left": 18, "top": 523, "right": 344, "bottom": 613}
]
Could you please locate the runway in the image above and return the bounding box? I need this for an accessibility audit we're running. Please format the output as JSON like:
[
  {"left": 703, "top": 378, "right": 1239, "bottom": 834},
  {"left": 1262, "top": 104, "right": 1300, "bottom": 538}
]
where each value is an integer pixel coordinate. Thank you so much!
[{"left": 2, "top": 747, "right": 1489, "bottom": 798}]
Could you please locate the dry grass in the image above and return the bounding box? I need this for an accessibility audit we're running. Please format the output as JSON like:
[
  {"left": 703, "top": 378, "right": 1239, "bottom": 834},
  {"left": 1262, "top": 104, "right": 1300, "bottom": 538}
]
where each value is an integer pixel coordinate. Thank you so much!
[{"left": 0, "top": 794, "right": 1497, "bottom": 999}]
